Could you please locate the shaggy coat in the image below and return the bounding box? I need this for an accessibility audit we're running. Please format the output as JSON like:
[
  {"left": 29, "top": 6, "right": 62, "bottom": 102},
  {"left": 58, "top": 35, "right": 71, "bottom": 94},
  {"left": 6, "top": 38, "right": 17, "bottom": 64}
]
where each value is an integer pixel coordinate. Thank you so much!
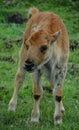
[{"left": 8, "top": 7, "right": 69, "bottom": 125}]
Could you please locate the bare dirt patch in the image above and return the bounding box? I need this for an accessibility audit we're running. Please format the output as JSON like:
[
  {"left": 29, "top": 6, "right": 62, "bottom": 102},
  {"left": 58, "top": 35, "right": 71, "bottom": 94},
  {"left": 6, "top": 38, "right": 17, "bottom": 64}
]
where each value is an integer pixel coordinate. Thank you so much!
[{"left": 6, "top": 13, "right": 27, "bottom": 24}]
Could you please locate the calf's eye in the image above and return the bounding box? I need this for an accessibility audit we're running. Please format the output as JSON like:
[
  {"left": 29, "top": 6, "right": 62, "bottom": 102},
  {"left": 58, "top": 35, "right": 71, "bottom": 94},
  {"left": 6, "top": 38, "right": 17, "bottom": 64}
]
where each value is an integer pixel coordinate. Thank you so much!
[{"left": 40, "top": 45, "right": 48, "bottom": 54}]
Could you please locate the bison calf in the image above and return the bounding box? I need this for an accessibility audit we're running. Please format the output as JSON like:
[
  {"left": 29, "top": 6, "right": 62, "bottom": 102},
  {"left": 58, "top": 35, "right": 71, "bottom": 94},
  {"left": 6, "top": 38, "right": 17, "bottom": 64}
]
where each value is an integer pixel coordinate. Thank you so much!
[{"left": 8, "top": 7, "right": 69, "bottom": 125}]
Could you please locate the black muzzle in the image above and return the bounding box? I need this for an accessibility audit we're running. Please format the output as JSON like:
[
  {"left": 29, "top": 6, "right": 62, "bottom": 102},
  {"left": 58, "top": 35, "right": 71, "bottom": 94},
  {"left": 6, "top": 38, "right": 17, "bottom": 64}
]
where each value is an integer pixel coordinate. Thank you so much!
[{"left": 24, "top": 59, "right": 35, "bottom": 72}]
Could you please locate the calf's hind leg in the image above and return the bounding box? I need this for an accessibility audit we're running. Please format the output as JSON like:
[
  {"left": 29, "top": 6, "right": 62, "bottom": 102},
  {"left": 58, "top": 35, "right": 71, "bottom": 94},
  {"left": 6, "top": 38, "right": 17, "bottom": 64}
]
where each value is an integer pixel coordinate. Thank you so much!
[{"left": 53, "top": 64, "right": 67, "bottom": 125}]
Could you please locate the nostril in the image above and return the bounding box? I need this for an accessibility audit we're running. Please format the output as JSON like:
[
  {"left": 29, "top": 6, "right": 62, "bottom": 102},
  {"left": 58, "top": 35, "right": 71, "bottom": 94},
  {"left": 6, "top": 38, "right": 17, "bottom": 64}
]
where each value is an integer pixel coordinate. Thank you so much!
[{"left": 25, "top": 59, "right": 33, "bottom": 65}]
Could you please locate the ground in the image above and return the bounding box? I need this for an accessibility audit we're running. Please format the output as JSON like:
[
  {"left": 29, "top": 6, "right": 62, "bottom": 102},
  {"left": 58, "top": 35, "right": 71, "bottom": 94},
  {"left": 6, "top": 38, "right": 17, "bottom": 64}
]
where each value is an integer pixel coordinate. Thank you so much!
[{"left": 0, "top": 1, "right": 79, "bottom": 130}]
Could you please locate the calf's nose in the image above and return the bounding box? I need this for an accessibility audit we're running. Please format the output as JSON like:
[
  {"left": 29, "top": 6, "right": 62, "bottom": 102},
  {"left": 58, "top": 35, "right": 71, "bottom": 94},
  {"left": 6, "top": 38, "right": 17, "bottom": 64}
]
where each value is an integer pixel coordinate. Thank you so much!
[{"left": 24, "top": 59, "right": 35, "bottom": 72}]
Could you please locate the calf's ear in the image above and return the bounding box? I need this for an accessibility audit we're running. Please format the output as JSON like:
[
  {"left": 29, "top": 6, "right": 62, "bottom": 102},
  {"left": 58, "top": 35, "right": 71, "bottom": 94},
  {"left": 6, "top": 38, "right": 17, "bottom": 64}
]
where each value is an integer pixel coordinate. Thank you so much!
[{"left": 50, "top": 30, "right": 61, "bottom": 44}]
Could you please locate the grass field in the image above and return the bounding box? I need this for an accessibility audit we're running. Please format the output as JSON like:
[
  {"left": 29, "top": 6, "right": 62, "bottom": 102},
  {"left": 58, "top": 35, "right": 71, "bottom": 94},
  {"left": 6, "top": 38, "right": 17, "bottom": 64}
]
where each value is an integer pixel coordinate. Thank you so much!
[{"left": 0, "top": 1, "right": 79, "bottom": 130}]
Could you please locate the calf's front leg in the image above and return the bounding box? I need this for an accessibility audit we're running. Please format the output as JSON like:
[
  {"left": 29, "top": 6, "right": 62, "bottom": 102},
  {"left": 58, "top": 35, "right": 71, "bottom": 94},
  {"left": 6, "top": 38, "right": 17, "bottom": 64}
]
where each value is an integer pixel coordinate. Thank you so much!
[
  {"left": 31, "top": 70, "right": 43, "bottom": 122},
  {"left": 8, "top": 44, "right": 26, "bottom": 111},
  {"left": 8, "top": 68, "right": 25, "bottom": 111}
]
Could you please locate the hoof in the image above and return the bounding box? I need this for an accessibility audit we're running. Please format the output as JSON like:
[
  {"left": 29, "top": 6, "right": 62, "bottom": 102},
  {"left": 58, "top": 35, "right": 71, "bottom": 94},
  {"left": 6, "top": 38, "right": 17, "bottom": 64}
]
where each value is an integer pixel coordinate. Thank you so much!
[
  {"left": 31, "top": 117, "right": 39, "bottom": 123},
  {"left": 8, "top": 99, "right": 17, "bottom": 112},
  {"left": 31, "top": 109, "right": 40, "bottom": 123},
  {"left": 54, "top": 115, "right": 62, "bottom": 125}
]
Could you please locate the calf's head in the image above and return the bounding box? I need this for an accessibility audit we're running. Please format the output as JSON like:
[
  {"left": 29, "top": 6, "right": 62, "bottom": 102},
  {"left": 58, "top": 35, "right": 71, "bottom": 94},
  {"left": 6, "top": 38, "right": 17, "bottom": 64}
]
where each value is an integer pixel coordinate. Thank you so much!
[{"left": 24, "top": 29, "right": 61, "bottom": 72}]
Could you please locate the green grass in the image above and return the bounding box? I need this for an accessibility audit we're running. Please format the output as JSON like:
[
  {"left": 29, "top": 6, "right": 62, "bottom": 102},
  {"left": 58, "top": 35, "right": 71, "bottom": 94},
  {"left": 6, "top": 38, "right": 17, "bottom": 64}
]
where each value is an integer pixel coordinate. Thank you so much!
[{"left": 0, "top": 1, "right": 79, "bottom": 130}]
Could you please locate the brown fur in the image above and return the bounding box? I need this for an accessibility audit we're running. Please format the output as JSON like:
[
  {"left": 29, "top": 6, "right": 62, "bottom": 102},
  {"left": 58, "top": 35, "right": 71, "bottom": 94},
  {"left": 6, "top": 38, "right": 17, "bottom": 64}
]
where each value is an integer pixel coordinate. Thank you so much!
[{"left": 8, "top": 7, "right": 69, "bottom": 125}]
